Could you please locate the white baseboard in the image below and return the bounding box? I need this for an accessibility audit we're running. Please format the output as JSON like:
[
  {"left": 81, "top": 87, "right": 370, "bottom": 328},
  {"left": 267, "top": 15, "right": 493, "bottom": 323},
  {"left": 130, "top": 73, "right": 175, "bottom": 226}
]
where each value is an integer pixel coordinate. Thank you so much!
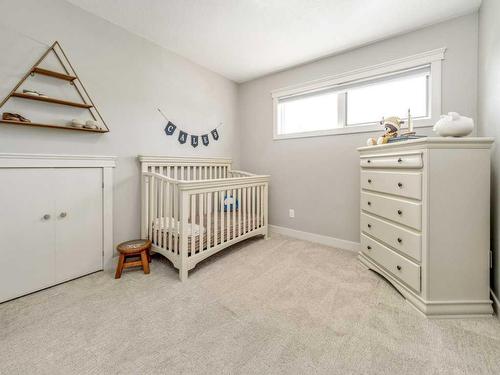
[
  {"left": 491, "top": 290, "right": 500, "bottom": 319},
  {"left": 269, "top": 225, "right": 360, "bottom": 252}
]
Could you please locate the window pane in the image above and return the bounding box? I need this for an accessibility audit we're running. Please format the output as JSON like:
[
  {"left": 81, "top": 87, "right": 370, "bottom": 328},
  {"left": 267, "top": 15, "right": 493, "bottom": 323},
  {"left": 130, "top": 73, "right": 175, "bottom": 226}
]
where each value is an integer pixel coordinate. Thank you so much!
[
  {"left": 278, "top": 91, "right": 338, "bottom": 135},
  {"left": 346, "top": 72, "right": 428, "bottom": 126}
]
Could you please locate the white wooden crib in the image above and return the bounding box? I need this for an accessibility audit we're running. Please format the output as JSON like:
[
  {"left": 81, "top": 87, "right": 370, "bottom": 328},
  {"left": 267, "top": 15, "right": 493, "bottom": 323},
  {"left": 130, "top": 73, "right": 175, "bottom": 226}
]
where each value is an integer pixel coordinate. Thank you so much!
[{"left": 139, "top": 156, "right": 269, "bottom": 281}]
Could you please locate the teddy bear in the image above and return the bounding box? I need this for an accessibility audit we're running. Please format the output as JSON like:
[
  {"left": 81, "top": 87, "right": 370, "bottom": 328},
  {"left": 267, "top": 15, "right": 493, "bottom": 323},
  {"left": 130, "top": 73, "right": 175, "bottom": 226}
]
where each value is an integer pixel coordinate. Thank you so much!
[{"left": 366, "top": 116, "right": 403, "bottom": 146}]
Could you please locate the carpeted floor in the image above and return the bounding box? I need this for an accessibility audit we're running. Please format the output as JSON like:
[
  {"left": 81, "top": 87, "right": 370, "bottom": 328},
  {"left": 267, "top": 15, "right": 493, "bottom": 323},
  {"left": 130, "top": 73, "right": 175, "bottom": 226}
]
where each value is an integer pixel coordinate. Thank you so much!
[{"left": 1, "top": 234, "right": 500, "bottom": 375}]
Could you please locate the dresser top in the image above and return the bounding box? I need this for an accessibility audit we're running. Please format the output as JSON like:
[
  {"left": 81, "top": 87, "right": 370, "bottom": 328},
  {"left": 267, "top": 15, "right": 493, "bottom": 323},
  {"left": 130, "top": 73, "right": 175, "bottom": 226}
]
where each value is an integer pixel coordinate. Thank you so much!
[{"left": 357, "top": 137, "right": 494, "bottom": 153}]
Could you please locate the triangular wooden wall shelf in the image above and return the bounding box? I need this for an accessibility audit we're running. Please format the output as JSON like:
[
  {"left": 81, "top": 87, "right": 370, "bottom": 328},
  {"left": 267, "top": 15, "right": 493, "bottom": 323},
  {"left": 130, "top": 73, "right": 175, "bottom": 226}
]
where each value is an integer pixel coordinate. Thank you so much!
[{"left": 0, "top": 41, "right": 109, "bottom": 133}]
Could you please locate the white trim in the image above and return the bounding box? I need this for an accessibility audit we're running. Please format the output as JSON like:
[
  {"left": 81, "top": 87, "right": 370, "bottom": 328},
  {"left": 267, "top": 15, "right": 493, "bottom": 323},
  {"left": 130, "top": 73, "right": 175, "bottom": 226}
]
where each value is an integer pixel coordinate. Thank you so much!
[
  {"left": 492, "top": 290, "right": 500, "bottom": 319},
  {"left": 0, "top": 153, "right": 116, "bottom": 168},
  {"left": 357, "top": 137, "right": 495, "bottom": 153},
  {"left": 271, "top": 48, "right": 446, "bottom": 98},
  {"left": 272, "top": 48, "right": 446, "bottom": 140},
  {"left": 269, "top": 224, "right": 360, "bottom": 252},
  {"left": 138, "top": 155, "right": 232, "bottom": 165}
]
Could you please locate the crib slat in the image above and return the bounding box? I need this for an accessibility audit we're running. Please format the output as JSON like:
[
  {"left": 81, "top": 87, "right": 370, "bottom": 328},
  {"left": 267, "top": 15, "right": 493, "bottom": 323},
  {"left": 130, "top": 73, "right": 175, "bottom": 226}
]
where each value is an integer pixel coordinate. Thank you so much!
[
  {"left": 191, "top": 194, "right": 196, "bottom": 254},
  {"left": 225, "top": 189, "right": 230, "bottom": 242},
  {"left": 148, "top": 175, "right": 154, "bottom": 242},
  {"left": 206, "top": 193, "right": 212, "bottom": 250},
  {"left": 173, "top": 184, "right": 179, "bottom": 254},
  {"left": 237, "top": 188, "right": 241, "bottom": 237},
  {"left": 214, "top": 190, "right": 219, "bottom": 247},
  {"left": 199, "top": 193, "right": 204, "bottom": 252},
  {"left": 242, "top": 187, "right": 246, "bottom": 234},
  {"left": 232, "top": 188, "right": 236, "bottom": 240},
  {"left": 257, "top": 185, "right": 261, "bottom": 229},
  {"left": 252, "top": 186, "right": 256, "bottom": 230}
]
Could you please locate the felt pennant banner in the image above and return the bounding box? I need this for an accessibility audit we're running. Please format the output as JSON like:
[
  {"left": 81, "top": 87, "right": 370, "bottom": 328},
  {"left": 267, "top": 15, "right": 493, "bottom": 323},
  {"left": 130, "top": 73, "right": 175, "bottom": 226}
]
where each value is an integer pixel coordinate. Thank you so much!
[
  {"left": 158, "top": 108, "right": 221, "bottom": 147},
  {"left": 178, "top": 130, "right": 187, "bottom": 144},
  {"left": 164, "top": 121, "right": 176, "bottom": 135},
  {"left": 191, "top": 135, "right": 199, "bottom": 148},
  {"left": 201, "top": 134, "right": 210, "bottom": 146}
]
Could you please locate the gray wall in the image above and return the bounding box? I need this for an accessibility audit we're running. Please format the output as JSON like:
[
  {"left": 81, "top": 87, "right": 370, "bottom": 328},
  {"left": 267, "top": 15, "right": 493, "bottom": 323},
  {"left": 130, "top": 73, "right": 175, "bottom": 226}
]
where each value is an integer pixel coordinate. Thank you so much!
[
  {"left": 238, "top": 14, "right": 478, "bottom": 243},
  {"left": 478, "top": 0, "right": 500, "bottom": 301},
  {"left": 0, "top": 0, "right": 239, "bottom": 246}
]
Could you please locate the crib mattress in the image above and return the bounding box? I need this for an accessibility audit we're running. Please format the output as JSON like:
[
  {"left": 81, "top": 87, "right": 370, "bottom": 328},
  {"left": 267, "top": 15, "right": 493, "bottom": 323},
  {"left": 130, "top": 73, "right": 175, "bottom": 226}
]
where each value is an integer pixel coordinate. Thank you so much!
[{"left": 151, "top": 211, "right": 263, "bottom": 254}]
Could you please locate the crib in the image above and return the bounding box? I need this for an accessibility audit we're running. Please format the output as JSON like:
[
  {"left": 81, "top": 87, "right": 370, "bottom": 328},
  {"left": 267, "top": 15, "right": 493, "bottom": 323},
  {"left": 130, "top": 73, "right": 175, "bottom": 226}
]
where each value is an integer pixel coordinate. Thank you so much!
[{"left": 139, "top": 156, "right": 269, "bottom": 281}]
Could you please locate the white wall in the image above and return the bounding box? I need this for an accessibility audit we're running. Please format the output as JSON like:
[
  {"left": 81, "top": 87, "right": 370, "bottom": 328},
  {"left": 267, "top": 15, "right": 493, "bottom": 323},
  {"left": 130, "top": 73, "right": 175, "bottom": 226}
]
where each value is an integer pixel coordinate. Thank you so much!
[
  {"left": 0, "top": 0, "right": 239, "bottom": 246},
  {"left": 478, "top": 0, "right": 500, "bottom": 302},
  {"left": 238, "top": 14, "right": 478, "bottom": 243}
]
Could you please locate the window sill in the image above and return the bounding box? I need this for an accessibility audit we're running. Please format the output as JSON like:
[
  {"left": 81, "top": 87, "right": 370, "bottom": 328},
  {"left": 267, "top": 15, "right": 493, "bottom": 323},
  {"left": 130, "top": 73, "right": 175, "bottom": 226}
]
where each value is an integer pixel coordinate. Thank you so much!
[{"left": 273, "top": 118, "right": 436, "bottom": 140}]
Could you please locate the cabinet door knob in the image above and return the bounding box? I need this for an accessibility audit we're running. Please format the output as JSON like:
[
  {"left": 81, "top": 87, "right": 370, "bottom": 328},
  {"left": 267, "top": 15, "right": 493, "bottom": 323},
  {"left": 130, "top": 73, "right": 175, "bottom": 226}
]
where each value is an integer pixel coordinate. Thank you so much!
[
  {"left": 396, "top": 265, "right": 402, "bottom": 271},
  {"left": 397, "top": 158, "right": 403, "bottom": 163},
  {"left": 367, "top": 246, "right": 372, "bottom": 250},
  {"left": 397, "top": 182, "right": 403, "bottom": 188},
  {"left": 367, "top": 224, "right": 372, "bottom": 228},
  {"left": 397, "top": 237, "right": 402, "bottom": 243},
  {"left": 42, "top": 214, "right": 51, "bottom": 220},
  {"left": 368, "top": 179, "right": 372, "bottom": 183},
  {"left": 367, "top": 201, "right": 372, "bottom": 206},
  {"left": 397, "top": 209, "right": 402, "bottom": 215},
  {"left": 59, "top": 212, "right": 67, "bottom": 218},
  {"left": 367, "top": 159, "right": 371, "bottom": 164}
]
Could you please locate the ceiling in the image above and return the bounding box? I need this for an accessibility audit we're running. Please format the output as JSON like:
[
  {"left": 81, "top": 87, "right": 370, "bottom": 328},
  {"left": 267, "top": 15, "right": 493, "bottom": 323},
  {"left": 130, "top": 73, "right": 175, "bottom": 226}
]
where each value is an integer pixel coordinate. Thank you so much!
[{"left": 65, "top": 0, "right": 481, "bottom": 82}]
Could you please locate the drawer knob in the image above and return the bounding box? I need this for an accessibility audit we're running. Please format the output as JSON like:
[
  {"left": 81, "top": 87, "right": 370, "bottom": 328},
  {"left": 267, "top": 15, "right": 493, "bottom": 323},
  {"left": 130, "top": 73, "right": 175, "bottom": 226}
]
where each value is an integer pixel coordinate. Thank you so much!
[
  {"left": 397, "top": 209, "right": 402, "bottom": 215},
  {"left": 367, "top": 224, "right": 372, "bottom": 228},
  {"left": 396, "top": 265, "right": 402, "bottom": 271},
  {"left": 59, "top": 212, "right": 67, "bottom": 218},
  {"left": 367, "top": 160, "right": 371, "bottom": 164},
  {"left": 368, "top": 179, "right": 372, "bottom": 183},
  {"left": 42, "top": 214, "right": 51, "bottom": 220},
  {"left": 397, "top": 182, "right": 403, "bottom": 188},
  {"left": 397, "top": 158, "right": 403, "bottom": 163},
  {"left": 397, "top": 237, "right": 402, "bottom": 243},
  {"left": 367, "top": 246, "right": 372, "bottom": 250},
  {"left": 367, "top": 201, "right": 372, "bottom": 206}
]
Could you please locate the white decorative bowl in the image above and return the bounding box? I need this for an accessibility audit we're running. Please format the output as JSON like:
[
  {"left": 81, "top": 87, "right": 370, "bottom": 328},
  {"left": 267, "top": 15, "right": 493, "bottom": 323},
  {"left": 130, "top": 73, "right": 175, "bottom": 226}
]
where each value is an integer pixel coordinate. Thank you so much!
[{"left": 433, "top": 112, "right": 474, "bottom": 137}]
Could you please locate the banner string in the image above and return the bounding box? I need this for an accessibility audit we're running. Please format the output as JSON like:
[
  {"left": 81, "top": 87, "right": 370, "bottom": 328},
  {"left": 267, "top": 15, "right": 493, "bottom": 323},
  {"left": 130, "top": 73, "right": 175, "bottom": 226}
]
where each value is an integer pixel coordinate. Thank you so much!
[{"left": 157, "top": 108, "right": 223, "bottom": 135}]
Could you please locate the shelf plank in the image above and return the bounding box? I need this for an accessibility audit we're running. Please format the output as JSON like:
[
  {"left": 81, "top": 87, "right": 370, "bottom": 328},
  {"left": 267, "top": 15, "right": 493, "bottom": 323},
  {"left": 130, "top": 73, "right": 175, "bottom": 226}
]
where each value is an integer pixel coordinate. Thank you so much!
[
  {"left": 11, "top": 92, "right": 93, "bottom": 109},
  {"left": 32, "top": 67, "right": 76, "bottom": 81},
  {"left": 0, "top": 119, "right": 108, "bottom": 133}
]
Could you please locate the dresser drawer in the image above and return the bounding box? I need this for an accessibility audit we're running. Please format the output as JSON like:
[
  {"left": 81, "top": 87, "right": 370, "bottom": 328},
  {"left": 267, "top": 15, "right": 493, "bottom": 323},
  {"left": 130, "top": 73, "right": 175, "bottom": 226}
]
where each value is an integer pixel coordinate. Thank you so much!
[
  {"left": 361, "top": 170, "right": 422, "bottom": 200},
  {"left": 361, "top": 234, "right": 421, "bottom": 292},
  {"left": 361, "top": 191, "right": 422, "bottom": 230},
  {"left": 361, "top": 213, "right": 421, "bottom": 261},
  {"left": 360, "top": 153, "right": 423, "bottom": 169}
]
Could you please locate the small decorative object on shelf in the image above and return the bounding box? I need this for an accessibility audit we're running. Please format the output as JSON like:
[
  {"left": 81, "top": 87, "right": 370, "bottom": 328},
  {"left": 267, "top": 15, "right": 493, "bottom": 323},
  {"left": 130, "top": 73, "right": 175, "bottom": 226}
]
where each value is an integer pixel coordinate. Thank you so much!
[
  {"left": 433, "top": 112, "right": 473, "bottom": 137},
  {"left": 70, "top": 119, "right": 85, "bottom": 128},
  {"left": 22, "top": 89, "right": 47, "bottom": 98},
  {"left": 0, "top": 41, "right": 109, "bottom": 133},
  {"left": 2, "top": 112, "right": 31, "bottom": 123}
]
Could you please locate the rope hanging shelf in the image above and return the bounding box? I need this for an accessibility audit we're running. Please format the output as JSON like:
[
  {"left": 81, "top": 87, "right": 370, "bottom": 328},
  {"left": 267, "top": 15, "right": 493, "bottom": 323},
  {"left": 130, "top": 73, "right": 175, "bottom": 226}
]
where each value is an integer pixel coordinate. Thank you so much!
[{"left": 0, "top": 41, "right": 109, "bottom": 133}]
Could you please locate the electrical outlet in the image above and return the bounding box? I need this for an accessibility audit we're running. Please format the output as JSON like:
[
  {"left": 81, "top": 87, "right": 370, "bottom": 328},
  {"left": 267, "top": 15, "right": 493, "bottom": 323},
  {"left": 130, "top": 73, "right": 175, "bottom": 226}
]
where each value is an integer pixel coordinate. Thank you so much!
[{"left": 289, "top": 209, "right": 295, "bottom": 218}]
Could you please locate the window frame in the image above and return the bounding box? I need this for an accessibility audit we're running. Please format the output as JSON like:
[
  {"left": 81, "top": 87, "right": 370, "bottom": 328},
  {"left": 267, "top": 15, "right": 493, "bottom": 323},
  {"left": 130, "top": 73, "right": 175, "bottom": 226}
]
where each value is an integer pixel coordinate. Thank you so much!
[{"left": 271, "top": 48, "right": 446, "bottom": 140}]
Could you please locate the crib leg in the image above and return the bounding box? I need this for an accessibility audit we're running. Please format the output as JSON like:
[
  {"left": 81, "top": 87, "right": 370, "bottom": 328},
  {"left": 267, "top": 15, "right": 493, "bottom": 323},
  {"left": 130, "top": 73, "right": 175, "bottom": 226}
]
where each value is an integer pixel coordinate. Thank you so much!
[
  {"left": 264, "top": 227, "right": 270, "bottom": 240},
  {"left": 179, "top": 266, "right": 188, "bottom": 282}
]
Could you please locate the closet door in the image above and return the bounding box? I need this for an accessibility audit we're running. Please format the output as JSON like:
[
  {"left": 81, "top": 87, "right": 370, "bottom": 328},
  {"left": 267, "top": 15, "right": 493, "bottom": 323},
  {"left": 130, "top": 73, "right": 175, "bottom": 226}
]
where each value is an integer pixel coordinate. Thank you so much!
[
  {"left": 54, "top": 168, "right": 103, "bottom": 283},
  {"left": 0, "top": 168, "right": 56, "bottom": 302}
]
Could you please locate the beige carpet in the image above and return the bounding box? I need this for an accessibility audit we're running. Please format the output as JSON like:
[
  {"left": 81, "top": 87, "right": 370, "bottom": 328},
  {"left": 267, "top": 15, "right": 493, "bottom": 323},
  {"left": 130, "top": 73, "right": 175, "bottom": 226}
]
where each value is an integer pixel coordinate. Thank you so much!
[{"left": 1, "top": 234, "right": 500, "bottom": 375}]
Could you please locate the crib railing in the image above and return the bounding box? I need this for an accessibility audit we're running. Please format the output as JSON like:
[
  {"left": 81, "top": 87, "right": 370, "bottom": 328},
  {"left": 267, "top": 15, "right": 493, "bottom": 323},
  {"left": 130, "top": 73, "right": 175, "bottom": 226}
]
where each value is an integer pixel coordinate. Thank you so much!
[{"left": 141, "top": 172, "right": 269, "bottom": 279}]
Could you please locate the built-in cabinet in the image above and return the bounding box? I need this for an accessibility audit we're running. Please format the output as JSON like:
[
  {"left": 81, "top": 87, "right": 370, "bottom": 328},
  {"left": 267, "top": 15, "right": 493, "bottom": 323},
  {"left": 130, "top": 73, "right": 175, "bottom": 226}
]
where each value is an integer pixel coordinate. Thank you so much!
[
  {"left": 358, "top": 138, "right": 494, "bottom": 317},
  {"left": 0, "top": 154, "right": 115, "bottom": 303}
]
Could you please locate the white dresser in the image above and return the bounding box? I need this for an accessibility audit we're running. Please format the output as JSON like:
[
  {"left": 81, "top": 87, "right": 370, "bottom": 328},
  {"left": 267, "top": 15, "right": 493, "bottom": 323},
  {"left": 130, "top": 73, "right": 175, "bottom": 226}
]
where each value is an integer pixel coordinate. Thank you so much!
[
  {"left": 0, "top": 154, "right": 115, "bottom": 303},
  {"left": 358, "top": 138, "right": 493, "bottom": 317}
]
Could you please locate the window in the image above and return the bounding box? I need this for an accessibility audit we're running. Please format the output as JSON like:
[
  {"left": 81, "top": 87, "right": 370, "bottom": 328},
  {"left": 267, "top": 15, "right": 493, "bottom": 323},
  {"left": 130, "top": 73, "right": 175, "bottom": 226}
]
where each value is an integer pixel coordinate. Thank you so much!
[{"left": 272, "top": 48, "right": 445, "bottom": 139}]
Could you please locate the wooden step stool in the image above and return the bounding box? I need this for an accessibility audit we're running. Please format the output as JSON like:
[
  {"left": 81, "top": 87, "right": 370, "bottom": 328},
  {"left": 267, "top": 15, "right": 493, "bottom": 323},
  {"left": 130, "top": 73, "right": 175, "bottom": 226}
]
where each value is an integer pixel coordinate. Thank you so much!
[{"left": 115, "top": 239, "right": 152, "bottom": 279}]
